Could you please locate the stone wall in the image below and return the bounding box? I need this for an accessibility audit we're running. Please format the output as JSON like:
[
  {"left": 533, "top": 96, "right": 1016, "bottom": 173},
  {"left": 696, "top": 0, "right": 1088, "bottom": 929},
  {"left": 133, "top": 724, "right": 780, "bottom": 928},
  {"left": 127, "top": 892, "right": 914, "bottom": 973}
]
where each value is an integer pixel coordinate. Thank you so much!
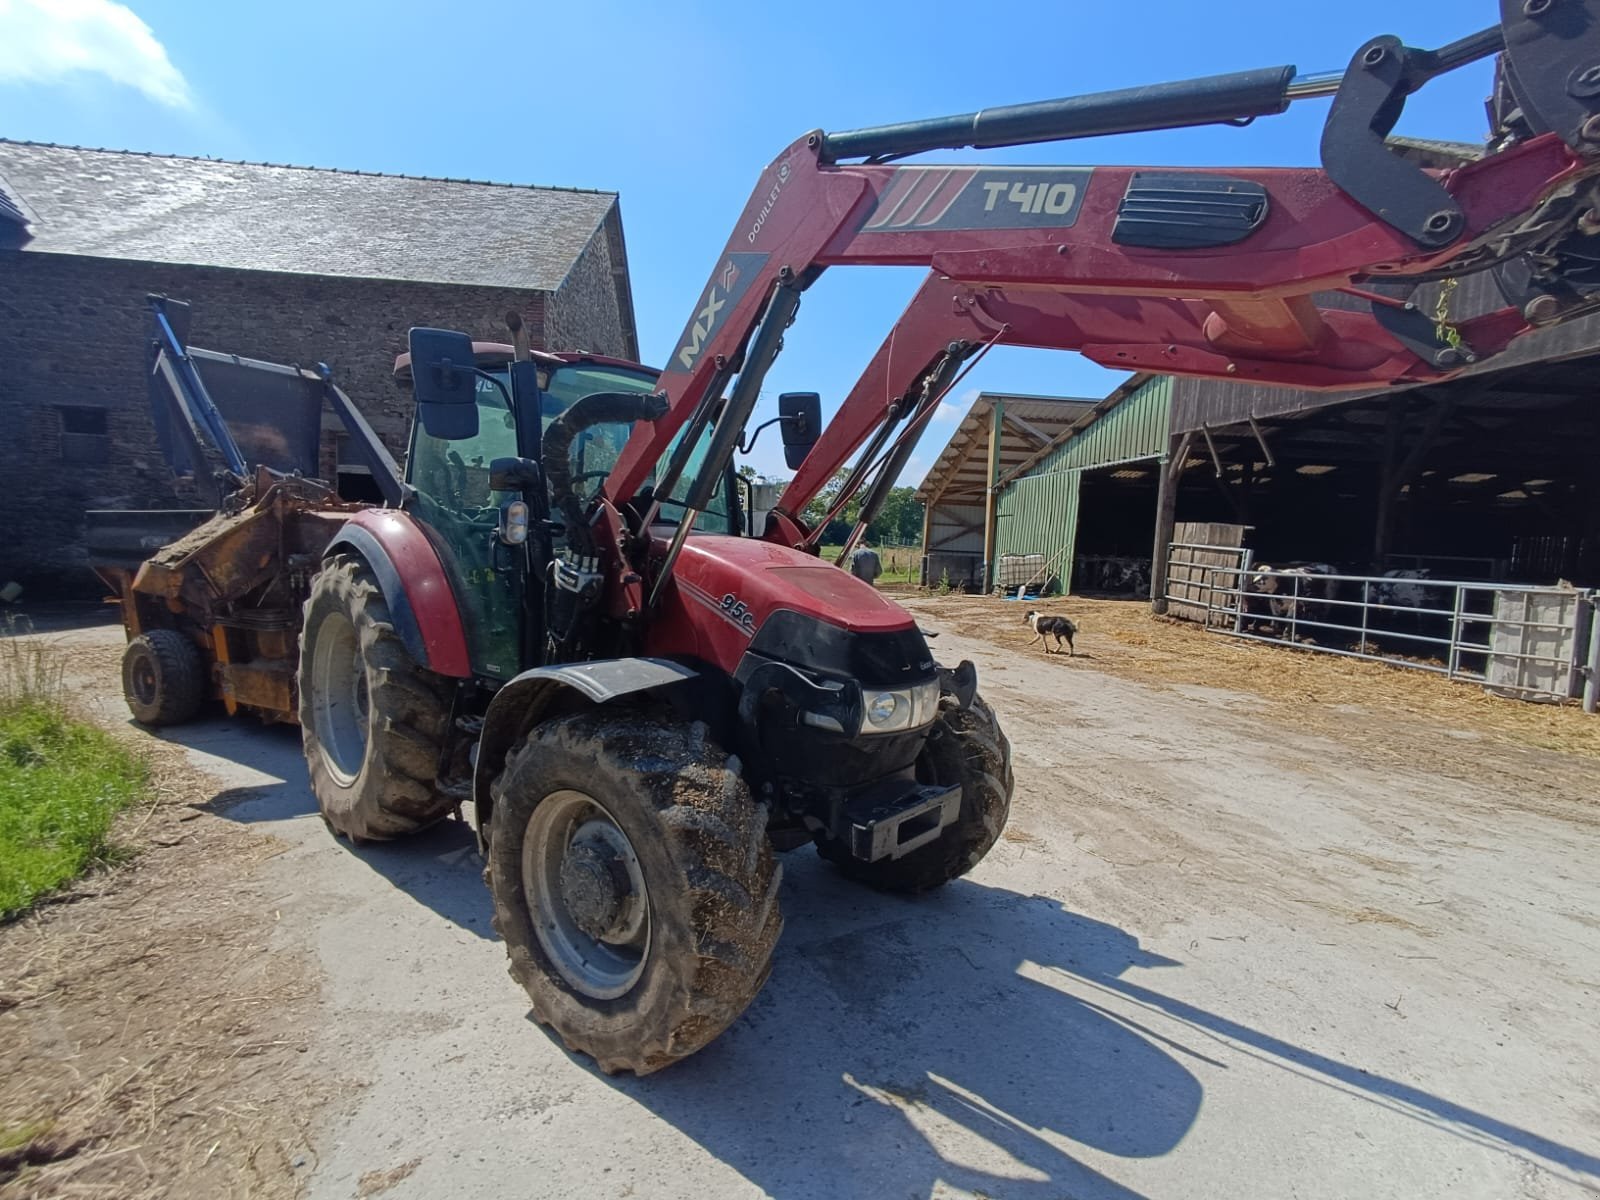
[
  {"left": 0, "top": 252, "right": 554, "bottom": 591},
  {"left": 544, "top": 207, "right": 638, "bottom": 362}
]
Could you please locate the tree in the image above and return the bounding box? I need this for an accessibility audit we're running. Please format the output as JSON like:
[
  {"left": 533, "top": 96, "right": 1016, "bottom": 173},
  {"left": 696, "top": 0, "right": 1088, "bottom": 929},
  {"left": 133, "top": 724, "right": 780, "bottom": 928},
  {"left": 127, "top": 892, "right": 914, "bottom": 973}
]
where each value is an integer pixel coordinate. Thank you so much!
[
  {"left": 796, "top": 472, "right": 924, "bottom": 547},
  {"left": 871, "top": 487, "right": 924, "bottom": 547},
  {"left": 801, "top": 468, "right": 858, "bottom": 544}
]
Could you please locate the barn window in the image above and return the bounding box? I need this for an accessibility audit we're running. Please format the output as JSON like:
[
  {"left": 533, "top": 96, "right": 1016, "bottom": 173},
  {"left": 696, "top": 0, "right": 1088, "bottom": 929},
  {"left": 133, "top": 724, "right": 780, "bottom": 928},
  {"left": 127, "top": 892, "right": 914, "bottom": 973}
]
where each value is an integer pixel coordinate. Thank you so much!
[
  {"left": 57, "top": 405, "right": 110, "bottom": 465},
  {"left": 59, "top": 406, "right": 107, "bottom": 435}
]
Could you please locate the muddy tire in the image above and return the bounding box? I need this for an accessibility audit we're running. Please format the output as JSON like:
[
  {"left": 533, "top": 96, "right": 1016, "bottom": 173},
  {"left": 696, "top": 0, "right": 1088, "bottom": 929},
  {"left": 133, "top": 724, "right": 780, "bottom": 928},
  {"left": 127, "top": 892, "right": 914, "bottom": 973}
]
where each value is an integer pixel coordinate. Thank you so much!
[
  {"left": 817, "top": 693, "right": 1013, "bottom": 894},
  {"left": 121, "top": 630, "right": 207, "bottom": 726},
  {"left": 299, "top": 553, "right": 456, "bottom": 841},
  {"left": 487, "top": 710, "right": 781, "bottom": 1075}
]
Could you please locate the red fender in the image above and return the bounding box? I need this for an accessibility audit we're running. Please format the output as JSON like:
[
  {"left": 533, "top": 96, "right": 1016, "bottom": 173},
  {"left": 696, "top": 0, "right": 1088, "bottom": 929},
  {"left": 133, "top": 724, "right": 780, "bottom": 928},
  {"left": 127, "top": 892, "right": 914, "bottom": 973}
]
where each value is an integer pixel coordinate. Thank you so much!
[{"left": 326, "top": 509, "right": 472, "bottom": 678}]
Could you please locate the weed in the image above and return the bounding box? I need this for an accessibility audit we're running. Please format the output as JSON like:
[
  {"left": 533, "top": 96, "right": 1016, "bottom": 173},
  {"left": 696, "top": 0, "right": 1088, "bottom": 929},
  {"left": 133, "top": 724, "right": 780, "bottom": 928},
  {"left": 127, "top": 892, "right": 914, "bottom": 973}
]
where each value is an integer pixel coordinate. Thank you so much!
[{"left": 0, "top": 622, "right": 146, "bottom": 920}]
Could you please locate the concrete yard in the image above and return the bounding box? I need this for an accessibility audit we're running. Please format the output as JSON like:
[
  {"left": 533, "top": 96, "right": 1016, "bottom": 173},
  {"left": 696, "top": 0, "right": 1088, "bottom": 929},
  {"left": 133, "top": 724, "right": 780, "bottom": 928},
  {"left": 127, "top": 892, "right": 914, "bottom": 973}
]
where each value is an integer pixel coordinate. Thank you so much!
[{"left": 18, "top": 608, "right": 1600, "bottom": 1199}]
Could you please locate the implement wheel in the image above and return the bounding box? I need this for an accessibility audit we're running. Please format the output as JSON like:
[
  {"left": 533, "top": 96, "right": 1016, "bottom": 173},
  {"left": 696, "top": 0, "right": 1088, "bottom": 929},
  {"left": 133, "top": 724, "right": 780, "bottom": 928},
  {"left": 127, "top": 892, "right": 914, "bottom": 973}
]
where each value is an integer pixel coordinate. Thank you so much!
[
  {"left": 817, "top": 693, "right": 1013, "bottom": 894},
  {"left": 487, "top": 711, "right": 781, "bottom": 1075},
  {"left": 299, "top": 552, "right": 456, "bottom": 841},
  {"left": 121, "top": 630, "right": 207, "bottom": 726}
]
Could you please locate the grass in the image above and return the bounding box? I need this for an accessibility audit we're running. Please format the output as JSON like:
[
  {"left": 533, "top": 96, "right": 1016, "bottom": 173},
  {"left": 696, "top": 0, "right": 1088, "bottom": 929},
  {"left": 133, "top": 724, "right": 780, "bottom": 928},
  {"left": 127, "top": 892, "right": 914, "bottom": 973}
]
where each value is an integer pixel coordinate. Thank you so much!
[
  {"left": 0, "top": 1118, "right": 53, "bottom": 1154},
  {"left": 823, "top": 544, "right": 924, "bottom": 585},
  {"left": 0, "top": 621, "right": 147, "bottom": 921}
]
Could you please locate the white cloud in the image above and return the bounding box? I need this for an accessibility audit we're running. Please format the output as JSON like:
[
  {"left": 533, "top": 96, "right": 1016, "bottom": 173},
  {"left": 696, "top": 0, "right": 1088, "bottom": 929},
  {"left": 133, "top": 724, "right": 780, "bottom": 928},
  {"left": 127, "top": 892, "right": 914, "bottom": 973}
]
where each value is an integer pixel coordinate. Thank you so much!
[
  {"left": 931, "top": 387, "right": 981, "bottom": 424},
  {"left": 0, "top": 0, "right": 191, "bottom": 108}
]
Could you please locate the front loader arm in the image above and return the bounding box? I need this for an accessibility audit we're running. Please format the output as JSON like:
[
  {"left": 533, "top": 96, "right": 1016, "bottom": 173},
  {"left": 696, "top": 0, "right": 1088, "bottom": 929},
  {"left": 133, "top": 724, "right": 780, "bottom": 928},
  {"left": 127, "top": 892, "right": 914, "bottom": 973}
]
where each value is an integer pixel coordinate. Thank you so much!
[{"left": 605, "top": 2, "right": 1600, "bottom": 602}]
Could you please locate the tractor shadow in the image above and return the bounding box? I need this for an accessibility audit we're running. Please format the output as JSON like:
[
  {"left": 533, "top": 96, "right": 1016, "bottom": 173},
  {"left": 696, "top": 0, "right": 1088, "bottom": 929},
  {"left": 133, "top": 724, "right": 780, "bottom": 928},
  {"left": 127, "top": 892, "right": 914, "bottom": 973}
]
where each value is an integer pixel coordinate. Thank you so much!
[
  {"left": 157, "top": 717, "right": 496, "bottom": 940},
  {"left": 591, "top": 870, "right": 1195, "bottom": 1200},
  {"left": 592, "top": 860, "right": 1600, "bottom": 1199}
]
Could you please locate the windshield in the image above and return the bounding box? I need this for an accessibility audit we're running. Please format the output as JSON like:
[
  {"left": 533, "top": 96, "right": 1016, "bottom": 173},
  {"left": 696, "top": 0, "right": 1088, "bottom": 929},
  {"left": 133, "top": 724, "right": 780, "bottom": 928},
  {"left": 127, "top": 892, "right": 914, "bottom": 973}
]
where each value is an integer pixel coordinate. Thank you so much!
[{"left": 541, "top": 363, "right": 736, "bottom": 534}]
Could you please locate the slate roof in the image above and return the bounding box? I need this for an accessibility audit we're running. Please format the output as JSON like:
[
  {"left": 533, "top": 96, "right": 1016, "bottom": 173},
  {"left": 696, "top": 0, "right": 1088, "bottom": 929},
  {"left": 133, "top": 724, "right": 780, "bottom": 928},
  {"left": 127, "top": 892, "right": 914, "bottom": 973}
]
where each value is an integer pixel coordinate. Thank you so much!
[{"left": 0, "top": 141, "right": 618, "bottom": 291}]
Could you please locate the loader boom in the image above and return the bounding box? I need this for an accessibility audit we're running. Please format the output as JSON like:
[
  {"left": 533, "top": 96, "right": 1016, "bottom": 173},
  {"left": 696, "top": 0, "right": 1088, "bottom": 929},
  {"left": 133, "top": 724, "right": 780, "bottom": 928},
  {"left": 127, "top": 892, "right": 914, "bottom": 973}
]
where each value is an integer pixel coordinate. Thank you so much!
[{"left": 603, "top": 2, "right": 1600, "bottom": 606}]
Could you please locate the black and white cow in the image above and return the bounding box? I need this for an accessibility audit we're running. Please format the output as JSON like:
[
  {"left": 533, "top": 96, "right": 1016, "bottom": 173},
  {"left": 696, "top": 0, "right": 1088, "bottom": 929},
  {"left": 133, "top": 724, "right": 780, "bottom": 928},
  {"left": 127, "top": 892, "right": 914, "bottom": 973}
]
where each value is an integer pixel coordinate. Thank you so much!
[
  {"left": 1365, "top": 568, "right": 1451, "bottom": 655},
  {"left": 1247, "top": 563, "right": 1342, "bottom": 641}
]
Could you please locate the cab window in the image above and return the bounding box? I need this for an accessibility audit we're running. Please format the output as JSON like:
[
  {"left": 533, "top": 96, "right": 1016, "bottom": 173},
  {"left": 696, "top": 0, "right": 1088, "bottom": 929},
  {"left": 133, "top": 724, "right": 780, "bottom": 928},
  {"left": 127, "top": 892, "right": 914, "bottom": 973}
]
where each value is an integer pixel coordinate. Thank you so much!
[{"left": 408, "top": 374, "right": 516, "bottom": 510}]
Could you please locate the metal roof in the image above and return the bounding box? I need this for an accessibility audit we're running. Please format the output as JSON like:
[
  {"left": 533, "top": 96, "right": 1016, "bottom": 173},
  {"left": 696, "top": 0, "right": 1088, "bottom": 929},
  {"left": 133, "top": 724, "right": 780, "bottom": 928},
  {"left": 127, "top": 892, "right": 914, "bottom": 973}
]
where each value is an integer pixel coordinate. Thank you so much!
[
  {"left": 915, "top": 392, "right": 1099, "bottom": 504},
  {"left": 0, "top": 141, "right": 619, "bottom": 292}
]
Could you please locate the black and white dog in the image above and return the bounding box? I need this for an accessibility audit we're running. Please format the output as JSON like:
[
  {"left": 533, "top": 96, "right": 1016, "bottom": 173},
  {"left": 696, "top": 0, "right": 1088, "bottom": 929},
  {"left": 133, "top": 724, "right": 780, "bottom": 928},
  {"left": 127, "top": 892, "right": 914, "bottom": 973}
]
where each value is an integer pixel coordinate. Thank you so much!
[{"left": 1024, "top": 610, "right": 1077, "bottom": 655}]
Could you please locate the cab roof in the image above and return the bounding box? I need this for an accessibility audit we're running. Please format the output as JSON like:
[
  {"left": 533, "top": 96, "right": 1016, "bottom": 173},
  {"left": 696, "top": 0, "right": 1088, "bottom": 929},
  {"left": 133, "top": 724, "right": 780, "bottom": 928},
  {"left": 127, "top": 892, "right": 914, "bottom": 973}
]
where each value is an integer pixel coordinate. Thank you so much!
[{"left": 391, "top": 342, "right": 654, "bottom": 383}]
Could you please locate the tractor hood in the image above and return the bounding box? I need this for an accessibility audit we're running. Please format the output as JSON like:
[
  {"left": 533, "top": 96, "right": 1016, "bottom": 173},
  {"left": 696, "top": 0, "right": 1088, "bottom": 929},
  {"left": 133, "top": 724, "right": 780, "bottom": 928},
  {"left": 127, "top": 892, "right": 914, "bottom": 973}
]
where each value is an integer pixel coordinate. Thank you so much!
[
  {"left": 674, "top": 535, "right": 914, "bottom": 635},
  {"left": 643, "top": 533, "right": 923, "bottom": 678}
]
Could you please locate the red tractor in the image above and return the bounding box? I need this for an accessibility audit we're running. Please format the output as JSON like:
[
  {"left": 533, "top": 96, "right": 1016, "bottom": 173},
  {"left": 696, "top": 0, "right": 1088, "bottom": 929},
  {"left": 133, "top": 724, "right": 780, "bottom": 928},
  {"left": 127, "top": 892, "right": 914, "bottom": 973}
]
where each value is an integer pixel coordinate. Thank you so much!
[{"left": 111, "top": 3, "right": 1600, "bottom": 1073}]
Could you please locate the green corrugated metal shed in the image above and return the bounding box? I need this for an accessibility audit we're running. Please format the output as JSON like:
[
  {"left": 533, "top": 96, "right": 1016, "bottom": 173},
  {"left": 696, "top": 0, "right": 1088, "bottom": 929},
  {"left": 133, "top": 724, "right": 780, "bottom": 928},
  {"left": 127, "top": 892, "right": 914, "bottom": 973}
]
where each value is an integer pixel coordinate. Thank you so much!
[
  {"left": 995, "top": 470, "right": 1080, "bottom": 583},
  {"left": 1030, "top": 376, "right": 1172, "bottom": 475},
  {"left": 992, "top": 376, "right": 1172, "bottom": 592}
]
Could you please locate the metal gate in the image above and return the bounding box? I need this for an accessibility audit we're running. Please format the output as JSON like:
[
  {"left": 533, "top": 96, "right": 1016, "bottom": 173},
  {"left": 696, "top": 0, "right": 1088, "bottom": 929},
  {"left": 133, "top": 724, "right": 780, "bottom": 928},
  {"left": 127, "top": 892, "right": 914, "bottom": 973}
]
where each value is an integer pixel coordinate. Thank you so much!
[
  {"left": 1164, "top": 522, "right": 1253, "bottom": 627},
  {"left": 1162, "top": 550, "right": 1600, "bottom": 709}
]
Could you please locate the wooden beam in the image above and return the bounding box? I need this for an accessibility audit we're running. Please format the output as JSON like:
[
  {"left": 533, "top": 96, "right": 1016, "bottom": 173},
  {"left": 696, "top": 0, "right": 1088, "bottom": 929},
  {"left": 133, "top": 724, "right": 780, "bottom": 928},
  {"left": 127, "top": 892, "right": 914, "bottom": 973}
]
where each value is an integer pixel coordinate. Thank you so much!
[
  {"left": 1374, "top": 395, "right": 1453, "bottom": 565},
  {"left": 1149, "top": 430, "right": 1195, "bottom": 613},
  {"left": 982, "top": 399, "right": 1004, "bottom": 592},
  {"left": 918, "top": 499, "right": 933, "bottom": 584},
  {"left": 928, "top": 527, "right": 981, "bottom": 551},
  {"left": 1201, "top": 423, "right": 1225, "bottom": 479},
  {"left": 1002, "top": 410, "right": 1053, "bottom": 447},
  {"left": 1247, "top": 416, "right": 1276, "bottom": 468}
]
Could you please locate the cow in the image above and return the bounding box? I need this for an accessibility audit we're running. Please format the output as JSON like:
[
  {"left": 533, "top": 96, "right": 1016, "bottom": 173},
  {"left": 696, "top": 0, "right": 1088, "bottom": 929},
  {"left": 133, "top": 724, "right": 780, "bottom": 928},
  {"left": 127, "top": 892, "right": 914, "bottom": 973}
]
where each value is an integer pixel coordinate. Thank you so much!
[
  {"left": 1365, "top": 568, "right": 1451, "bottom": 657},
  {"left": 1247, "top": 563, "right": 1342, "bottom": 642},
  {"left": 1075, "top": 556, "right": 1151, "bottom": 596},
  {"left": 847, "top": 546, "right": 882, "bottom": 587}
]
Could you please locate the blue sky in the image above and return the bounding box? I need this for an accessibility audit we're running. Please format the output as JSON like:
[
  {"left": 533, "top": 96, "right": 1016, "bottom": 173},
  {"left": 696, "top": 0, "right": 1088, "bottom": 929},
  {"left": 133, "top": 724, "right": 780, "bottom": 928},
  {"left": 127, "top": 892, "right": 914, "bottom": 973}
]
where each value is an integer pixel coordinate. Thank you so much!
[{"left": 0, "top": 0, "right": 1499, "bottom": 484}]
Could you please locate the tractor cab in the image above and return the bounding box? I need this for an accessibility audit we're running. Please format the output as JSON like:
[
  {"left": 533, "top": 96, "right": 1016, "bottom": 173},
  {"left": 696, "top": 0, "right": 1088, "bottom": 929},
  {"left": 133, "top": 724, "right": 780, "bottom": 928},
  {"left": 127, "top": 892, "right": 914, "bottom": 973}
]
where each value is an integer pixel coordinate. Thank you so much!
[{"left": 396, "top": 339, "right": 777, "bottom": 684}]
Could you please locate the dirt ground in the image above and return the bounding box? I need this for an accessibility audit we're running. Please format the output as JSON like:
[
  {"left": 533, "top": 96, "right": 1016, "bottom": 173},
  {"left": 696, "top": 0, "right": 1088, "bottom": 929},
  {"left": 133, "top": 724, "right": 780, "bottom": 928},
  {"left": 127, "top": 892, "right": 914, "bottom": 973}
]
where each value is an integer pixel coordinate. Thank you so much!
[
  {"left": 902, "top": 590, "right": 1600, "bottom": 798},
  {"left": 0, "top": 633, "right": 326, "bottom": 1200},
  {"left": 3, "top": 607, "right": 1598, "bottom": 1199}
]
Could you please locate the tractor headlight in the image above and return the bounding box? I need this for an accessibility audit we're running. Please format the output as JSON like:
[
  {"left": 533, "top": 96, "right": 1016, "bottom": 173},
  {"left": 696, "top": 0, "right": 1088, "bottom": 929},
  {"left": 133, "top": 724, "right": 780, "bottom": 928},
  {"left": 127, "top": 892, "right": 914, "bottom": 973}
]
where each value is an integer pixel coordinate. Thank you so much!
[
  {"left": 860, "top": 679, "right": 940, "bottom": 735},
  {"left": 867, "top": 691, "right": 900, "bottom": 727}
]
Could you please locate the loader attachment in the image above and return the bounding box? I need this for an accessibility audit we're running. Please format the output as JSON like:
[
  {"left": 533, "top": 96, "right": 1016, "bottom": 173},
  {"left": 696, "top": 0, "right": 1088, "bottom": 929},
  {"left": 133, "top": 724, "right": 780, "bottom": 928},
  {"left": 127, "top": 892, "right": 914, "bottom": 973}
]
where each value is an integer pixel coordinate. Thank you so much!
[
  {"left": 142, "top": 294, "right": 405, "bottom": 506},
  {"left": 88, "top": 298, "right": 409, "bottom": 724}
]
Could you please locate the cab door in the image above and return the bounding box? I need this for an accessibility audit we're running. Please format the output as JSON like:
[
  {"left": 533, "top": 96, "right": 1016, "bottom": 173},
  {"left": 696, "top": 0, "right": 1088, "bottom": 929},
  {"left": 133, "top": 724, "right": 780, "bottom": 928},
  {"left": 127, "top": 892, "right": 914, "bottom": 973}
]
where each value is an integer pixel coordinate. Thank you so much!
[{"left": 405, "top": 375, "right": 524, "bottom": 679}]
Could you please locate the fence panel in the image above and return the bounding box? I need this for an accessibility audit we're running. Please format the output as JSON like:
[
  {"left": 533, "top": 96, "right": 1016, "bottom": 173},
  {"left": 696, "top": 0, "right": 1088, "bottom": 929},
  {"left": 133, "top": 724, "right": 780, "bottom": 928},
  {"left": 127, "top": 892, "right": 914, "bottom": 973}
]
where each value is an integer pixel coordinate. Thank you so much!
[
  {"left": 1162, "top": 553, "right": 1597, "bottom": 706},
  {"left": 1166, "top": 522, "right": 1252, "bottom": 626}
]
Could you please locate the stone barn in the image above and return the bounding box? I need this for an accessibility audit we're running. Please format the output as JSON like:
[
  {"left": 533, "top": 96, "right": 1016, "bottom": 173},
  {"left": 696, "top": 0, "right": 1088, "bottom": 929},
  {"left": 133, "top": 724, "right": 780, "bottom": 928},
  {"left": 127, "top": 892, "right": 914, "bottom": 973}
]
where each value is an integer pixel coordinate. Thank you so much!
[{"left": 0, "top": 141, "right": 640, "bottom": 594}]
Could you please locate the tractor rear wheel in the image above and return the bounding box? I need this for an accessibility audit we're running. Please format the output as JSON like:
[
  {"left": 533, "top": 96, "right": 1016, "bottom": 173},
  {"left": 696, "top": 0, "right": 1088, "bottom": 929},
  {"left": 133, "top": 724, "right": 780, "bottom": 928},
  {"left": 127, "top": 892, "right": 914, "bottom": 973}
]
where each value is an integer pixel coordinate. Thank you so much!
[
  {"left": 817, "top": 693, "right": 1013, "bottom": 894},
  {"left": 121, "top": 630, "right": 207, "bottom": 726},
  {"left": 486, "top": 710, "right": 781, "bottom": 1075},
  {"left": 299, "top": 553, "right": 457, "bottom": 841}
]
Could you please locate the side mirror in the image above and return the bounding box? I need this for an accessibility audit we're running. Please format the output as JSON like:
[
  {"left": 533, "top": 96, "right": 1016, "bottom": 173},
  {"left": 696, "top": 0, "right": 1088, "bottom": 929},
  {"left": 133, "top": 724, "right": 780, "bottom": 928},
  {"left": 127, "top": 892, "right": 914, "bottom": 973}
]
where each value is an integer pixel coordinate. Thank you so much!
[
  {"left": 408, "top": 327, "right": 479, "bottom": 440},
  {"left": 489, "top": 456, "right": 541, "bottom": 492},
  {"left": 778, "top": 392, "right": 822, "bottom": 470}
]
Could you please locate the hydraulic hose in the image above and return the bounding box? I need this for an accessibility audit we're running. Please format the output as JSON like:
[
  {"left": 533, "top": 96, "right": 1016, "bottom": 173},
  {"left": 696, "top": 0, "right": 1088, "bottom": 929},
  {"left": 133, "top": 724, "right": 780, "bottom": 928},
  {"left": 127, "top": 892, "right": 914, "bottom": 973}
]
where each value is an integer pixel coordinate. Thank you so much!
[{"left": 542, "top": 391, "right": 668, "bottom": 556}]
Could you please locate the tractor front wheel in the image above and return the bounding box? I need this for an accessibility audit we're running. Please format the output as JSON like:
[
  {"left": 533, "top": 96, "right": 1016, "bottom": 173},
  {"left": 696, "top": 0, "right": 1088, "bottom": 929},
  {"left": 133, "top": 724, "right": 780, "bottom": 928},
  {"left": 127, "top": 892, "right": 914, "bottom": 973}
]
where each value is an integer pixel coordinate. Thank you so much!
[
  {"left": 299, "top": 553, "right": 457, "bottom": 841},
  {"left": 487, "top": 710, "right": 781, "bottom": 1075},
  {"left": 817, "top": 693, "right": 1013, "bottom": 894}
]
